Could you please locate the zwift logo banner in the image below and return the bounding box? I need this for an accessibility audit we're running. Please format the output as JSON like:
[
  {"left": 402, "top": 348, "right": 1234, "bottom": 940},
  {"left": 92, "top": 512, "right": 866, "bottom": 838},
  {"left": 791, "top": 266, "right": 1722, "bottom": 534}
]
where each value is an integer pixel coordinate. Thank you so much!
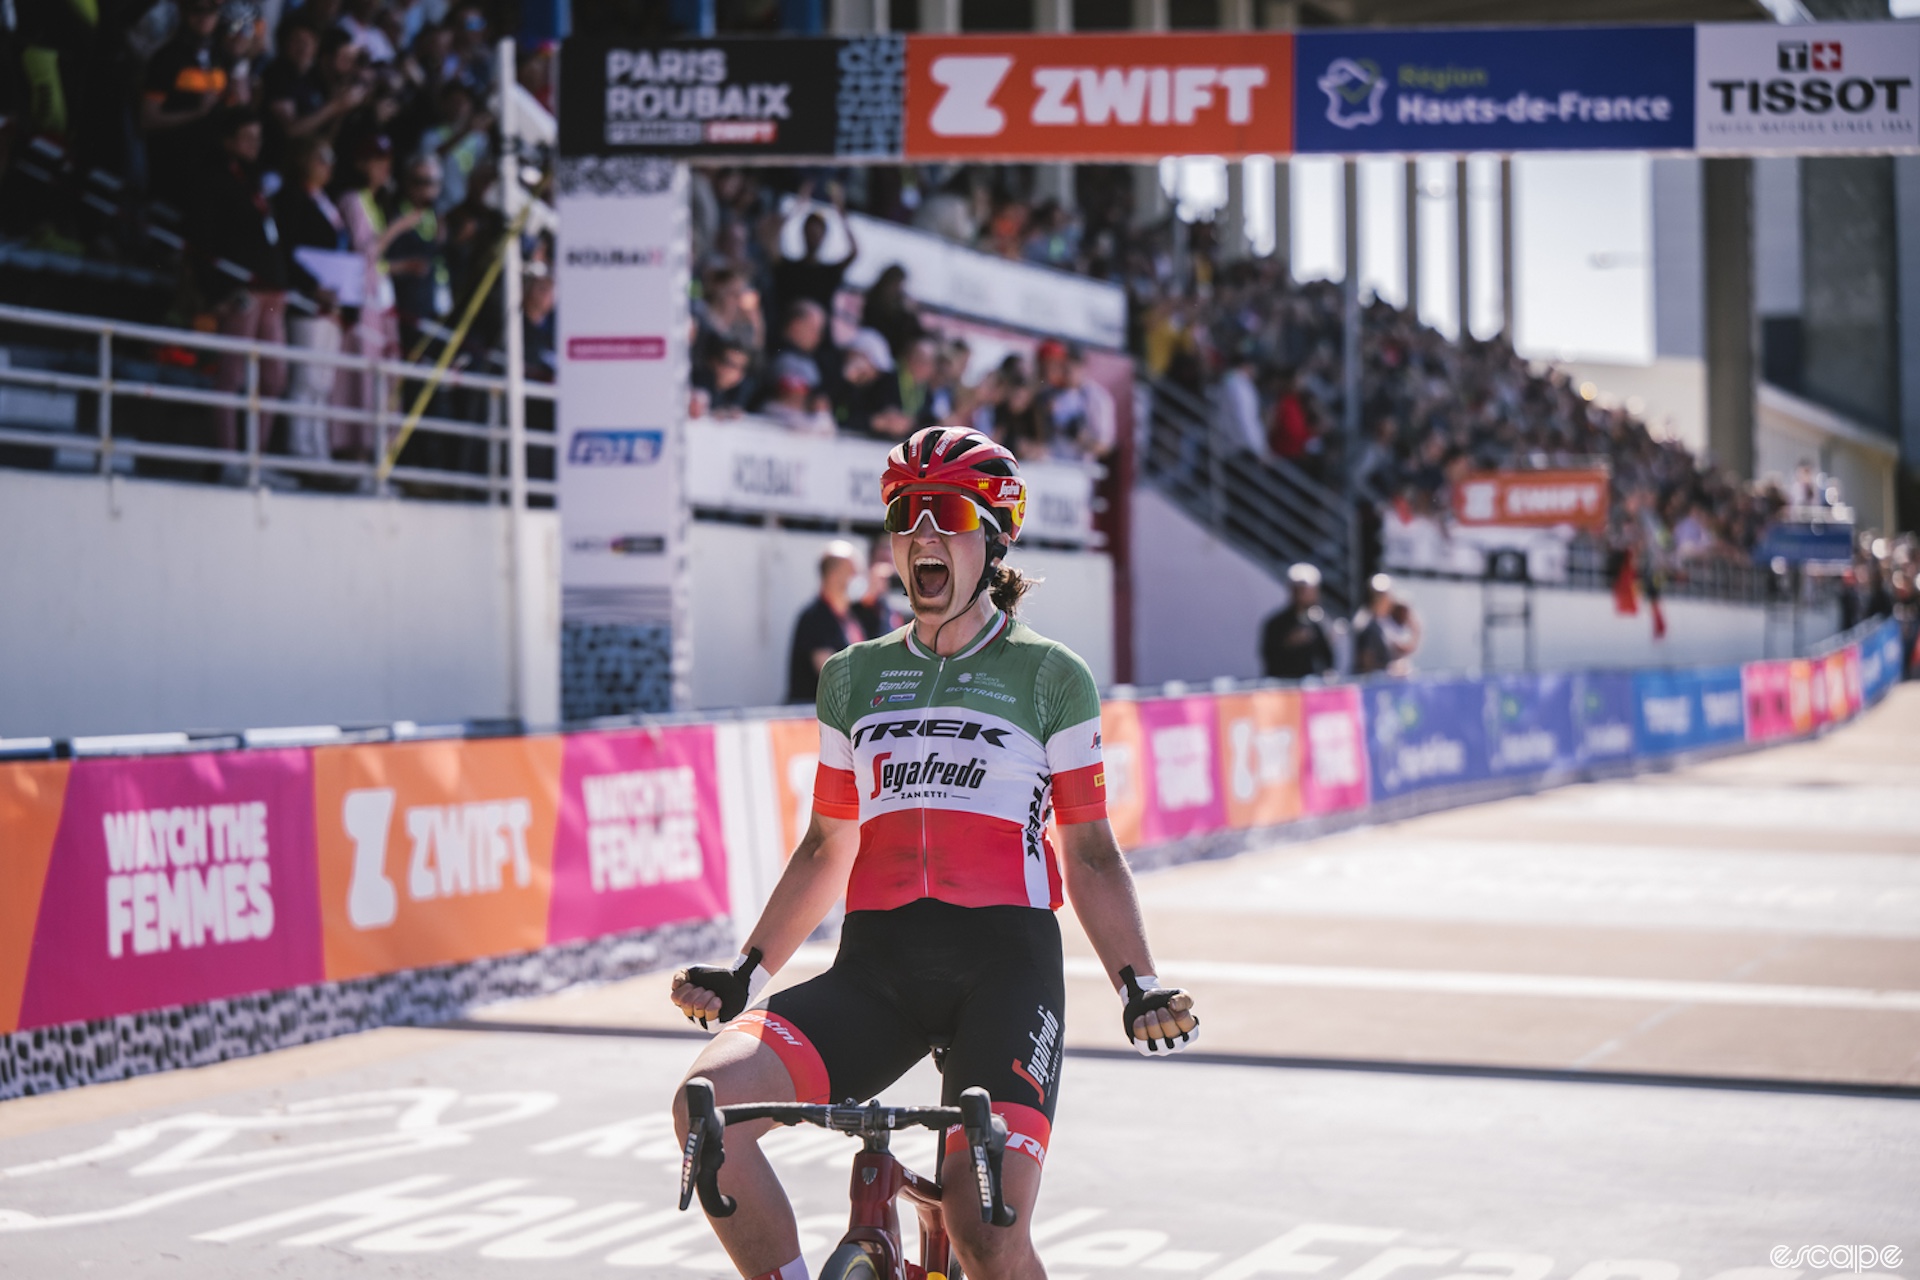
[{"left": 1294, "top": 26, "right": 1695, "bottom": 154}]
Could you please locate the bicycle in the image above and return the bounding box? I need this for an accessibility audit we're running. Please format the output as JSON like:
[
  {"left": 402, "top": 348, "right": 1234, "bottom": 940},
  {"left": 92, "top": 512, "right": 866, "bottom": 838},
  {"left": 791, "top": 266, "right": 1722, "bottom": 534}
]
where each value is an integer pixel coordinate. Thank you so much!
[{"left": 678, "top": 1076, "right": 1019, "bottom": 1280}]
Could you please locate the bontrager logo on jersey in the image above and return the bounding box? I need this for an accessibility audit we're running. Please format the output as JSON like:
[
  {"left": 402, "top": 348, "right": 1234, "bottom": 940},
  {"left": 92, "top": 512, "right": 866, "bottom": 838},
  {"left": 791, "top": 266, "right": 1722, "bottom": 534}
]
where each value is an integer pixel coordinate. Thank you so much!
[
  {"left": 851, "top": 717, "right": 1010, "bottom": 748},
  {"left": 869, "top": 751, "right": 988, "bottom": 800}
]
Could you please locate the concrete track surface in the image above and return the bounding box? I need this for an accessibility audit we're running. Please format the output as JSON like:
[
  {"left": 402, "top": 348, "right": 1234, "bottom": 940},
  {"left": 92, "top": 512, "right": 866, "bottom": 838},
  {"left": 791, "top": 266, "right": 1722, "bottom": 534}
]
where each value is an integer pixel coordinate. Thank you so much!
[{"left": 4, "top": 688, "right": 1918, "bottom": 1276}]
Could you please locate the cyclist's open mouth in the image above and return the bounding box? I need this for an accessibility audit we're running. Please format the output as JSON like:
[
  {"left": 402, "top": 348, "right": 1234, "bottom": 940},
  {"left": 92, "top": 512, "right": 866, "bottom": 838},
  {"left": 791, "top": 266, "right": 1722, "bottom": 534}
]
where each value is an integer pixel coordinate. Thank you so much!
[{"left": 912, "top": 557, "right": 950, "bottom": 603}]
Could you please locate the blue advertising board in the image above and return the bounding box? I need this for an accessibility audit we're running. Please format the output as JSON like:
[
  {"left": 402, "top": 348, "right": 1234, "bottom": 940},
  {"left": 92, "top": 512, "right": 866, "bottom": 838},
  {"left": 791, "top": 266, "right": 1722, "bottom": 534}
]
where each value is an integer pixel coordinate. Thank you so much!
[
  {"left": 1860, "top": 620, "right": 1905, "bottom": 706},
  {"left": 1367, "top": 678, "right": 1490, "bottom": 800},
  {"left": 1633, "top": 666, "right": 1746, "bottom": 755},
  {"left": 1484, "top": 674, "right": 1578, "bottom": 777},
  {"left": 1294, "top": 26, "right": 1695, "bottom": 154},
  {"left": 1571, "top": 672, "right": 1637, "bottom": 765}
]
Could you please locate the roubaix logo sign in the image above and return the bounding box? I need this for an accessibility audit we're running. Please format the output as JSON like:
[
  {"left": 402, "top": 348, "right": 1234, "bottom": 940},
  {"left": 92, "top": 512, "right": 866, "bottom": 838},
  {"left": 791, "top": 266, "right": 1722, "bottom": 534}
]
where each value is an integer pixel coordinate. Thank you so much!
[
  {"left": 906, "top": 33, "right": 1292, "bottom": 160},
  {"left": 1696, "top": 22, "right": 1919, "bottom": 152}
]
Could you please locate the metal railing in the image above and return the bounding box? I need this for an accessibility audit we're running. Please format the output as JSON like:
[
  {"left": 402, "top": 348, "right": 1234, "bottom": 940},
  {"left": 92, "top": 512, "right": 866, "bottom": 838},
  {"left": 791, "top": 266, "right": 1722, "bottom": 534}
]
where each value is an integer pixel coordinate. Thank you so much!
[
  {"left": 0, "top": 302, "right": 555, "bottom": 502},
  {"left": 1139, "top": 375, "right": 1358, "bottom": 611}
]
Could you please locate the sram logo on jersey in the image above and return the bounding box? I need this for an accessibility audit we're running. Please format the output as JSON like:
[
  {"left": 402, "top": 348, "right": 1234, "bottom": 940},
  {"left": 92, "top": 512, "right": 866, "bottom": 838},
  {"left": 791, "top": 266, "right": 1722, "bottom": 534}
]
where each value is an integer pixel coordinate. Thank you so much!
[
  {"left": 851, "top": 717, "right": 1009, "bottom": 748},
  {"left": 869, "top": 751, "right": 988, "bottom": 799}
]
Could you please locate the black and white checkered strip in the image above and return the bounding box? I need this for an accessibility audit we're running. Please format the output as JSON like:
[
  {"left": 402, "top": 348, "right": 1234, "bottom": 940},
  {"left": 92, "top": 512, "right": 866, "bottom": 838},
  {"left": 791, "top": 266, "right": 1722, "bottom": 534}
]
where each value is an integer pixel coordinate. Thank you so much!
[
  {"left": 557, "top": 155, "right": 679, "bottom": 198},
  {"left": 0, "top": 916, "right": 730, "bottom": 1101},
  {"left": 834, "top": 35, "right": 904, "bottom": 157}
]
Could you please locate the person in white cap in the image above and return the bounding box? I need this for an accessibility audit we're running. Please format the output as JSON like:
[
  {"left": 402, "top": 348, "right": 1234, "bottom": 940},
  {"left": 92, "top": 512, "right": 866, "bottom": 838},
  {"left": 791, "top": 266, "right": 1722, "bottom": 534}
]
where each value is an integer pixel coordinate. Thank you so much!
[{"left": 1260, "top": 562, "right": 1337, "bottom": 680}]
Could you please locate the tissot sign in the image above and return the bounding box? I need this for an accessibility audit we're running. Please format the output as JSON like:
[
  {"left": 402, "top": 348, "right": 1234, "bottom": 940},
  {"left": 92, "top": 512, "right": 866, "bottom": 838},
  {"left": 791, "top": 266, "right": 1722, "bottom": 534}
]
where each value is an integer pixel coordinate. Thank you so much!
[
  {"left": 1696, "top": 22, "right": 1919, "bottom": 152},
  {"left": 904, "top": 32, "right": 1294, "bottom": 160}
]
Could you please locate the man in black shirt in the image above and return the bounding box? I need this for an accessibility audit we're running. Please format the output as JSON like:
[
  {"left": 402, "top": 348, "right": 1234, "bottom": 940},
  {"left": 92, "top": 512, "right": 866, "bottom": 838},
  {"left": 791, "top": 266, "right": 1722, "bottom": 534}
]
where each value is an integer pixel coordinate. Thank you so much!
[
  {"left": 141, "top": 0, "right": 231, "bottom": 204},
  {"left": 193, "top": 109, "right": 288, "bottom": 454},
  {"left": 1260, "top": 563, "right": 1338, "bottom": 680},
  {"left": 786, "top": 541, "right": 867, "bottom": 704}
]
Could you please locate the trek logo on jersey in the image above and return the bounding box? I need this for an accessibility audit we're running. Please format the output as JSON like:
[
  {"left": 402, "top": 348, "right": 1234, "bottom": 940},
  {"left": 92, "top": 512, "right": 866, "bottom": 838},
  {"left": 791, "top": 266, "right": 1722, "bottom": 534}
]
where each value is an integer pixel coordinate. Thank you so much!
[
  {"left": 868, "top": 752, "right": 988, "bottom": 800},
  {"left": 851, "top": 717, "right": 1010, "bottom": 748}
]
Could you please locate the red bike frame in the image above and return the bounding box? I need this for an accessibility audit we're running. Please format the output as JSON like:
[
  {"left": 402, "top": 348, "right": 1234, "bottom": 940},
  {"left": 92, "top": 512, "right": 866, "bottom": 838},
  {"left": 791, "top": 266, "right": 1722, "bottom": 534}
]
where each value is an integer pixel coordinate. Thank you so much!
[{"left": 837, "top": 1137, "right": 952, "bottom": 1278}]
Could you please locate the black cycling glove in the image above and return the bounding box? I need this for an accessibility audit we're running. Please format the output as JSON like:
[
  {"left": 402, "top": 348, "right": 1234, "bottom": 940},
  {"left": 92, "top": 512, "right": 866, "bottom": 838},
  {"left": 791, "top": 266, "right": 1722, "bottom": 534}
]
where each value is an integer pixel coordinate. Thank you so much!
[
  {"left": 680, "top": 948, "right": 769, "bottom": 1031},
  {"left": 1119, "top": 965, "right": 1200, "bottom": 1056}
]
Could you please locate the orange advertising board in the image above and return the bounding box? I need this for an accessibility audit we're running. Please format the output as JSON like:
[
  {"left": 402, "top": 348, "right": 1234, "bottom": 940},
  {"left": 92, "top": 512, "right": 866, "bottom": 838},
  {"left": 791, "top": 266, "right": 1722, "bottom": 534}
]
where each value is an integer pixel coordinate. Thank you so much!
[
  {"left": 313, "top": 737, "right": 563, "bottom": 981},
  {"left": 765, "top": 717, "right": 820, "bottom": 856},
  {"left": 1214, "top": 690, "right": 1303, "bottom": 830},
  {"left": 1098, "top": 700, "right": 1148, "bottom": 849},
  {"left": 906, "top": 32, "right": 1293, "bottom": 161},
  {"left": 1453, "top": 469, "right": 1611, "bottom": 532},
  {"left": 0, "top": 761, "right": 70, "bottom": 1033}
]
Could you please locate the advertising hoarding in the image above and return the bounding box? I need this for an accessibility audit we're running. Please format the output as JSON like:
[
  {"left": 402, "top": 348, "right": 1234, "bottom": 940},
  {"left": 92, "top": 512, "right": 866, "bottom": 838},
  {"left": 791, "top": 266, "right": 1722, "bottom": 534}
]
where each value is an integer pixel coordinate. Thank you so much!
[
  {"left": 1633, "top": 666, "right": 1747, "bottom": 755},
  {"left": 16, "top": 752, "right": 324, "bottom": 1029},
  {"left": 1696, "top": 22, "right": 1919, "bottom": 154},
  {"left": 906, "top": 32, "right": 1293, "bottom": 161},
  {"left": 554, "top": 158, "right": 691, "bottom": 718},
  {"left": 548, "top": 726, "right": 731, "bottom": 944},
  {"left": 1135, "top": 696, "right": 1229, "bottom": 844},
  {"left": 313, "top": 738, "right": 564, "bottom": 982},
  {"left": 1214, "top": 690, "right": 1304, "bottom": 830},
  {"left": 1571, "top": 672, "right": 1637, "bottom": 764},
  {"left": 1484, "top": 674, "right": 1578, "bottom": 777},
  {"left": 559, "top": 36, "right": 904, "bottom": 160},
  {"left": 1452, "top": 470, "right": 1611, "bottom": 533},
  {"left": 1366, "top": 678, "right": 1491, "bottom": 799},
  {"left": 1294, "top": 25, "right": 1695, "bottom": 154}
]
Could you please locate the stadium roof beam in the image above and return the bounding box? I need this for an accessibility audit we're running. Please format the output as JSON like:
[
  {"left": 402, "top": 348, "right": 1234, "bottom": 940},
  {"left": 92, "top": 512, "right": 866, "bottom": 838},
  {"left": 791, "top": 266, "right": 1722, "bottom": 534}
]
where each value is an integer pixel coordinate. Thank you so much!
[{"left": 1286, "top": 0, "right": 1772, "bottom": 23}]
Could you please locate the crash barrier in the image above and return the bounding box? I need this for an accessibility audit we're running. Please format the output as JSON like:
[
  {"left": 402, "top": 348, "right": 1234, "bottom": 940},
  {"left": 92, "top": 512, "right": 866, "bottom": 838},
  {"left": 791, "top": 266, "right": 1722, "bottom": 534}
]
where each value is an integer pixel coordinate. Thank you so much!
[{"left": 0, "top": 618, "right": 1904, "bottom": 1095}]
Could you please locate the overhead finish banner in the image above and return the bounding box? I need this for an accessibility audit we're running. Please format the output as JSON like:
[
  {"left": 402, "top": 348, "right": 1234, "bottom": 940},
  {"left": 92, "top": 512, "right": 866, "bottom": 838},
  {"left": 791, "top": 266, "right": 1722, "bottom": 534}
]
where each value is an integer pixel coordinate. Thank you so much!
[
  {"left": 1292, "top": 25, "right": 1695, "bottom": 154},
  {"left": 904, "top": 32, "right": 1294, "bottom": 161},
  {"left": 1696, "top": 22, "right": 1919, "bottom": 153},
  {"left": 554, "top": 156, "right": 691, "bottom": 718},
  {"left": 558, "top": 36, "right": 905, "bottom": 159}
]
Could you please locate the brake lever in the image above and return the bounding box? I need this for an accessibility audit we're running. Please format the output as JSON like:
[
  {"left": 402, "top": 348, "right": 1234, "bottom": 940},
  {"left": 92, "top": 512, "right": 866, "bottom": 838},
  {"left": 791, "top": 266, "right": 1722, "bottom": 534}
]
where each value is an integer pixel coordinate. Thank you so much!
[
  {"left": 957, "top": 1087, "right": 1018, "bottom": 1229},
  {"left": 679, "top": 1078, "right": 736, "bottom": 1218}
]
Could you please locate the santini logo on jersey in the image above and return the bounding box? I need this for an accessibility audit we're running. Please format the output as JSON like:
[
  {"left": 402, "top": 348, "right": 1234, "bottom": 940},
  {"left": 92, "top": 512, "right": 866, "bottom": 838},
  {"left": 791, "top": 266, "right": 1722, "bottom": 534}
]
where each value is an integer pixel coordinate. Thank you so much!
[
  {"left": 869, "top": 752, "right": 988, "bottom": 799},
  {"left": 851, "top": 717, "right": 1010, "bottom": 748}
]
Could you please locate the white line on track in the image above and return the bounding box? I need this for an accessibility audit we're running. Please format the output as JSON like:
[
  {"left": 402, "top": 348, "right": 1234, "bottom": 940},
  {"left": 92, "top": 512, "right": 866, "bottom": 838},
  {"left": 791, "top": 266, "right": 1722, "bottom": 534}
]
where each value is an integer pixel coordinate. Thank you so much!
[{"left": 1061, "top": 957, "right": 1920, "bottom": 1013}]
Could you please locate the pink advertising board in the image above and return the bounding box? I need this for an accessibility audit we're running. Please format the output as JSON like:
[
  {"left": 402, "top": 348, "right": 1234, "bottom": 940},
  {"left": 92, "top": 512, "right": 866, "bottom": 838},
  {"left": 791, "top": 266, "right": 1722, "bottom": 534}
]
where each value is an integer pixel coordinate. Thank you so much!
[
  {"left": 16, "top": 749, "right": 324, "bottom": 1030},
  {"left": 1742, "top": 661, "right": 1795, "bottom": 743},
  {"left": 1300, "top": 686, "right": 1370, "bottom": 814},
  {"left": 548, "top": 725, "right": 730, "bottom": 944},
  {"left": 1838, "top": 647, "right": 1863, "bottom": 719},
  {"left": 1134, "top": 697, "right": 1228, "bottom": 845}
]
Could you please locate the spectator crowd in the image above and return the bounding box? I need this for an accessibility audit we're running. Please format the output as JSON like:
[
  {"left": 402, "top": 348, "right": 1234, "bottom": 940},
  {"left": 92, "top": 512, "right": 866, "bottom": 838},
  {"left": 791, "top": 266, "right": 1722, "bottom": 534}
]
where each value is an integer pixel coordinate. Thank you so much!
[{"left": 5, "top": 0, "right": 558, "bottom": 481}]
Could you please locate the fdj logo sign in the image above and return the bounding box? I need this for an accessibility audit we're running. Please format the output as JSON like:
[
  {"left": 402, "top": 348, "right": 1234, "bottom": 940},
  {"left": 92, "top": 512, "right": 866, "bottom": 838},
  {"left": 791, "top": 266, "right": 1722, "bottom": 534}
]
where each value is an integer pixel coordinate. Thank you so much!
[{"left": 569, "top": 429, "right": 665, "bottom": 466}]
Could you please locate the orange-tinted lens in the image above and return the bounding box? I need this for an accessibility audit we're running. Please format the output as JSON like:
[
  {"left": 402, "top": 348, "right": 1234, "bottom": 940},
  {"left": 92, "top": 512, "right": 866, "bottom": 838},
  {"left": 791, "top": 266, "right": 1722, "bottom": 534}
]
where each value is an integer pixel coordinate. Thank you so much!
[{"left": 884, "top": 492, "right": 986, "bottom": 535}]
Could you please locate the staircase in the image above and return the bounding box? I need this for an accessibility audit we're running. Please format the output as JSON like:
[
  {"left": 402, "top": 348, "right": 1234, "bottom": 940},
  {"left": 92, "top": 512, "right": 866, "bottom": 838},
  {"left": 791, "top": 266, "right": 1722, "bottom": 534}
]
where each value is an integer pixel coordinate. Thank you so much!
[{"left": 1138, "top": 376, "right": 1358, "bottom": 612}]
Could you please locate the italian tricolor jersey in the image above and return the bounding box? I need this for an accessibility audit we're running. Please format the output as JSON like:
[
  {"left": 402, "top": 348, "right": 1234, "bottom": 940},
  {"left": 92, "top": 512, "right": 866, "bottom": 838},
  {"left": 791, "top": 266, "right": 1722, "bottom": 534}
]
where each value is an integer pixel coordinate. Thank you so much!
[{"left": 813, "top": 611, "right": 1107, "bottom": 913}]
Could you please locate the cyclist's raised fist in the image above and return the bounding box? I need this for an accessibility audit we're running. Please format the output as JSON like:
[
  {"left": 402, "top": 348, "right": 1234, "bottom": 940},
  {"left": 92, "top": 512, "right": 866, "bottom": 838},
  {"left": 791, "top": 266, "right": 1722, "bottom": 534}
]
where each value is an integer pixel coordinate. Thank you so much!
[
  {"left": 1118, "top": 966, "right": 1200, "bottom": 1056},
  {"left": 669, "top": 949, "right": 769, "bottom": 1031}
]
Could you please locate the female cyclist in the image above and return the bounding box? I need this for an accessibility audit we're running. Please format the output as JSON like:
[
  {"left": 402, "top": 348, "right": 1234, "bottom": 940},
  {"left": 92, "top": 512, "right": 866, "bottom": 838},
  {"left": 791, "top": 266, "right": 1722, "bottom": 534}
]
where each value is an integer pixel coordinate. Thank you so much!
[{"left": 670, "top": 426, "right": 1199, "bottom": 1280}]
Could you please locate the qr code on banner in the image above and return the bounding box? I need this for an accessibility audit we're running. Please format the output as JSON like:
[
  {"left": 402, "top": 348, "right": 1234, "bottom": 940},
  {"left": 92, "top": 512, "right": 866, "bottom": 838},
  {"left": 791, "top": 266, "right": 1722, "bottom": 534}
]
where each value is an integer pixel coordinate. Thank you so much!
[{"left": 836, "top": 35, "right": 904, "bottom": 157}]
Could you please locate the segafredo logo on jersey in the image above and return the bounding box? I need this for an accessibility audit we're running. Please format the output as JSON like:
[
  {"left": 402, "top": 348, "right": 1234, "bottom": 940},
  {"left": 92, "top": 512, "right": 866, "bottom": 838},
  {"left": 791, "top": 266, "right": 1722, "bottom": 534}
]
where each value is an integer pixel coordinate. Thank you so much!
[
  {"left": 868, "top": 751, "right": 989, "bottom": 800},
  {"left": 851, "top": 716, "right": 1011, "bottom": 748}
]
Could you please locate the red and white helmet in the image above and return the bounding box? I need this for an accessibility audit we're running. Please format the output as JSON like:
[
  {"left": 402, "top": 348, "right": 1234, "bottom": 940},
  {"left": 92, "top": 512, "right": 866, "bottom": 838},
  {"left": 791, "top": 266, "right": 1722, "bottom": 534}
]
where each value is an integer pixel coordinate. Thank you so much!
[{"left": 880, "top": 426, "right": 1027, "bottom": 543}]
